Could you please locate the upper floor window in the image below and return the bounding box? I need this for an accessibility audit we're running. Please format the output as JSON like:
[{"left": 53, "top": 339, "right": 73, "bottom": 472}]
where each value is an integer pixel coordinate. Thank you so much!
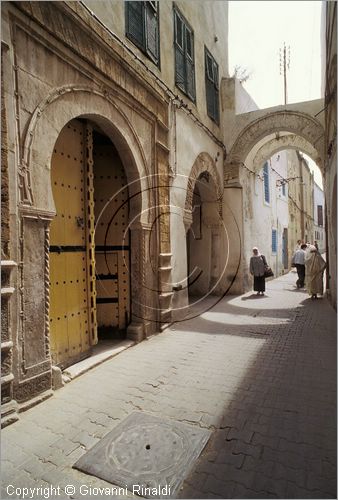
[
  {"left": 125, "top": 2, "right": 159, "bottom": 65},
  {"left": 263, "top": 162, "right": 270, "bottom": 204},
  {"left": 317, "top": 205, "right": 323, "bottom": 226},
  {"left": 205, "top": 47, "right": 219, "bottom": 124},
  {"left": 272, "top": 229, "right": 277, "bottom": 253},
  {"left": 173, "top": 8, "right": 195, "bottom": 101}
]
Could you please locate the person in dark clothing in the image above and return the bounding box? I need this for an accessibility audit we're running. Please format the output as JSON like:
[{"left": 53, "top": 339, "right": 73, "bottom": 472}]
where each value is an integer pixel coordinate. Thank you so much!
[
  {"left": 249, "top": 247, "right": 267, "bottom": 295},
  {"left": 291, "top": 243, "right": 307, "bottom": 288}
]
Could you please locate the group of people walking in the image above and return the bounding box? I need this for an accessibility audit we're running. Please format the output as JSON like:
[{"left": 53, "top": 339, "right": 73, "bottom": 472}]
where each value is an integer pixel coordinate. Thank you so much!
[
  {"left": 291, "top": 240, "right": 326, "bottom": 299},
  {"left": 249, "top": 240, "right": 326, "bottom": 299}
]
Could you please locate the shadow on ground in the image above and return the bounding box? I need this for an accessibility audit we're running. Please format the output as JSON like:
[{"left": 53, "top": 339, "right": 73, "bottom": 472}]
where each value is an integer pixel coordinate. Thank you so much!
[{"left": 178, "top": 281, "right": 336, "bottom": 498}]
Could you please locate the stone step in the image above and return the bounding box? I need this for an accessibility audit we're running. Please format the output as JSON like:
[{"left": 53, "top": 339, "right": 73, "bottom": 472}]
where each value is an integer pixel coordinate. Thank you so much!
[{"left": 1, "top": 400, "right": 19, "bottom": 428}]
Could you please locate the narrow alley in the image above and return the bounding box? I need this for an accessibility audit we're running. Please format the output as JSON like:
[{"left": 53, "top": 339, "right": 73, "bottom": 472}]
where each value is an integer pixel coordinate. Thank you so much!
[{"left": 2, "top": 272, "right": 336, "bottom": 499}]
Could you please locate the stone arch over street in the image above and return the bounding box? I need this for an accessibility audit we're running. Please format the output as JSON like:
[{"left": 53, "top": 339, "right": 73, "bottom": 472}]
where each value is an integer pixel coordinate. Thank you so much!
[
  {"left": 225, "top": 110, "right": 325, "bottom": 183},
  {"left": 252, "top": 134, "right": 322, "bottom": 173},
  {"left": 223, "top": 107, "right": 326, "bottom": 294}
]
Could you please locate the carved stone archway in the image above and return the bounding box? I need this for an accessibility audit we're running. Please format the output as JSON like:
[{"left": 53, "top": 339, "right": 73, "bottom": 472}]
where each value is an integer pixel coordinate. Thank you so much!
[
  {"left": 225, "top": 110, "right": 325, "bottom": 184},
  {"left": 184, "top": 152, "right": 222, "bottom": 226},
  {"left": 20, "top": 84, "right": 150, "bottom": 220},
  {"left": 16, "top": 85, "right": 159, "bottom": 404}
]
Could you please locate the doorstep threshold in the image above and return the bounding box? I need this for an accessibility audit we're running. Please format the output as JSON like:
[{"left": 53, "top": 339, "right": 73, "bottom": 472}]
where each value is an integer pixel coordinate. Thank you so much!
[{"left": 62, "top": 339, "right": 135, "bottom": 383}]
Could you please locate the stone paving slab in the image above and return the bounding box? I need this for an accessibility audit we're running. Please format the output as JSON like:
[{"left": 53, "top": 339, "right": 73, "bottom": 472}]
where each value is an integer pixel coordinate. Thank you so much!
[{"left": 1, "top": 273, "right": 336, "bottom": 499}]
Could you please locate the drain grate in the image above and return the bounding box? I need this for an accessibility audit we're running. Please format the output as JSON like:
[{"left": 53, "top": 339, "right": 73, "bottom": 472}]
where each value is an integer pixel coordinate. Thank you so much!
[{"left": 73, "top": 412, "right": 211, "bottom": 498}]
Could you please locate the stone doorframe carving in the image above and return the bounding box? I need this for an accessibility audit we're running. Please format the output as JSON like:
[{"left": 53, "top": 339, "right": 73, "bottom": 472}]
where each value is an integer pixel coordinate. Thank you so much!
[
  {"left": 20, "top": 85, "right": 156, "bottom": 358},
  {"left": 21, "top": 85, "right": 151, "bottom": 216},
  {"left": 184, "top": 152, "right": 223, "bottom": 230},
  {"left": 224, "top": 110, "right": 325, "bottom": 184}
]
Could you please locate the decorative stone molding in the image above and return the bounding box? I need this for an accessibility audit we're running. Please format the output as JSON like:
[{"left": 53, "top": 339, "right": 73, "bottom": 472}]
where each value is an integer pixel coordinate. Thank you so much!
[
  {"left": 1, "top": 260, "right": 18, "bottom": 427},
  {"left": 43, "top": 222, "right": 51, "bottom": 360},
  {"left": 127, "top": 223, "right": 156, "bottom": 341},
  {"left": 19, "top": 215, "right": 51, "bottom": 380},
  {"left": 21, "top": 84, "right": 151, "bottom": 210}
]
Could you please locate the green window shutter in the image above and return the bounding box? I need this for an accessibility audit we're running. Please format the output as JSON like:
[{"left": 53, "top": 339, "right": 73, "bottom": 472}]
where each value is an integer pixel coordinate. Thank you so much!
[
  {"left": 206, "top": 52, "right": 214, "bottom": 82},
  {"left": 174, "top": 11, "right": 184, "bottom": 49},
  {"left": 213, "top": 61, "right": 219, "bottom": 123},
  {"left": 205, "top": 48, "right": 219, "bottom": 123},
  {"left": 145, "top": 3, "right": 159, "bottom": 63},
  {"left": 205, "top": 49, "right": 214, "bottom": 118},
  {"left": 174, "top": 12, "right": 186, "bottom": 91},
  {"left": 185, "top": 27, "right": 195, "bottom": 100},
  {"left": 213, "top": 61, "right": 219, "bottom": 90},
  {"left": 185, "top": 26, "right": 193, "bottom": 59},
  {"left": 175, "top": 46, "right": 186, "bottom": 91},
  {"left": 206, "top": 78, "right": 214, "bottom": 118},
  {"left": 126, "top": 2, "right": 145, "bottom": 49},
  {"left": 174, "top": 8, "right": 195, "bottom": 101},
  {"left": 186, "top": 57, "right": 195, "bottom": 100},
  {"left": 214, "top": 88, "right": 220, "bottom": 123}
]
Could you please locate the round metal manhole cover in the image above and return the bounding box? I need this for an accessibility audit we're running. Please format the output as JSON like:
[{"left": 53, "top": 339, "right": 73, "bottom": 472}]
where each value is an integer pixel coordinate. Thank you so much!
[
  {"left": 74, "top": 412, "right": 211, "bottom": 498},
  {"left": 106, "top": 423, "right": 187, "bottom": 475}
]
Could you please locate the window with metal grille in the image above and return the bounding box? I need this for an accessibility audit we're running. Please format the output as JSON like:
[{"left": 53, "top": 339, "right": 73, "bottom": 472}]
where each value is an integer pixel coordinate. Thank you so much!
[
  {"left": 205, "top": 47, "right": 219, "bottom": 124},
  {"left": 173, "top": 8, "right": 195, "bottom": 101},
  {"left": 272, "top": 229, "right": 277, "bottom": 253},
  {"left": 126, "top": 1, "right": 159, "bottom": 65},
  {"left": 317, "top": 205, "right": 323, "bottom": 226},
  {"left": 263, "top": 163, "right": 270, "bottom": 203}
]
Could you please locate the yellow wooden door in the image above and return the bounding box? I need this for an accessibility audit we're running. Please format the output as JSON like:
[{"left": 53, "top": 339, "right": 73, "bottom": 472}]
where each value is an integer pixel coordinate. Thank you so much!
[
  {"left": 49, "top": 120, "right": 92, "bottom": 367},
  {"left": 93, "top": 137, "right": 130, "bottom": 333}
]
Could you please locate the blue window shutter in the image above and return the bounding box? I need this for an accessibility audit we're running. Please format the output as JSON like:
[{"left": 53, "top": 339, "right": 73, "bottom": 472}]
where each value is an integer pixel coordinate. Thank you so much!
[
  {"left": 272, "top": 229, "right": 277, "bottom": 253},
  {"left": 263, "top": 163, "right": 270, "bottom": 203}
]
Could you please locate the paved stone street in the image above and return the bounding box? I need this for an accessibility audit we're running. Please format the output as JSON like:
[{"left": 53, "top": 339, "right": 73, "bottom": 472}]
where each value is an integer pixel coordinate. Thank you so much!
[{"left": 1, "top": 272, "right": 336, "bottom": 500}]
